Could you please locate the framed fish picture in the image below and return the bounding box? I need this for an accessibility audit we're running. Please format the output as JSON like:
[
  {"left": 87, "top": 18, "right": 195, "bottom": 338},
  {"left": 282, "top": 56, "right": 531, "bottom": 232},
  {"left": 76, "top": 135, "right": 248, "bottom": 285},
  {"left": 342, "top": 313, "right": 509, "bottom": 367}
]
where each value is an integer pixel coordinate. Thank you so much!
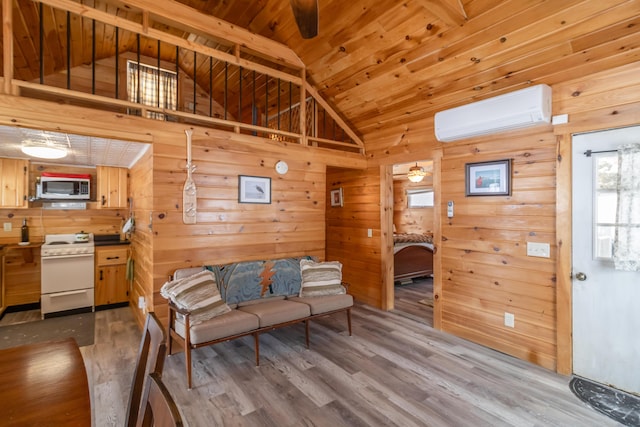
[{"left": 465, "top": 159, "right": 511, "bottom": 196}]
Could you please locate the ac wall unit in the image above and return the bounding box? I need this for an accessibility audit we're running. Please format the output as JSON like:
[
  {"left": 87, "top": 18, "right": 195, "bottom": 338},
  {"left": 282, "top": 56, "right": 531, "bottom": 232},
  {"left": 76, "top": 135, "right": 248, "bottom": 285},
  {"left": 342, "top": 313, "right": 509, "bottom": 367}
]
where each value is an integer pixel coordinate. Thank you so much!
[{"left": 434, "top": 84, "right": 552, "bottom": 142}]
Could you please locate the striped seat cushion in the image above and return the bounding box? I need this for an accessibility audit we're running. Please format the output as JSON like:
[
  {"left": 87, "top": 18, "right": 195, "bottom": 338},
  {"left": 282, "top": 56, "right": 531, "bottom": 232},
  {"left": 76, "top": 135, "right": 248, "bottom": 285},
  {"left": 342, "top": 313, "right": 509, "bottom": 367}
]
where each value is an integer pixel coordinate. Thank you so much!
[
  {"left": 299, "top": 259, "right": 346, "bottom": 297},
  {"left": 161, "top": 270, "right": 231, "bottom": 325}
]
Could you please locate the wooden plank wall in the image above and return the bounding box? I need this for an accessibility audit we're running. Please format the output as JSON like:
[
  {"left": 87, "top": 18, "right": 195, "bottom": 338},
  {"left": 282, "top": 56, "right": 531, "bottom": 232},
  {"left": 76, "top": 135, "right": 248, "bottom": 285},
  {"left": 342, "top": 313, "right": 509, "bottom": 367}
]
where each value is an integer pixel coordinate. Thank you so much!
[
  {"left": 148, "top": 128, "right": 333, "bottom": 322},
  {"left": 393, "top": 177, "right": 434, "bottom": 234},
  {"left": 361, "top": 61, "right": 640, "bottom": 372},
  {"left": 0, "top": 207, "right": 126, "bottom": 244},
  {"left": 128, "top": 146, "right": 153, "bottom": 327},
  {"left": 0, "top": 93, "right": 366, "bottom": 327},
  {"left": 326, "top": 166, "right": 382, "bottom": 307},
  {"left": 440, "top": 126, "right": 558, "bottom": 370}
]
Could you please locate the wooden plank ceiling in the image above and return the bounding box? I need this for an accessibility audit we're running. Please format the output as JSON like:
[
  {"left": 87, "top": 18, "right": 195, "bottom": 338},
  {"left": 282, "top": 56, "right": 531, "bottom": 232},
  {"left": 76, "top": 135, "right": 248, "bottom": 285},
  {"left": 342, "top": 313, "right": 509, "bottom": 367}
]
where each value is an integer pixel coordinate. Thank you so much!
[{"left": 8, "top": 0, "right": 640, "bottom": 143}]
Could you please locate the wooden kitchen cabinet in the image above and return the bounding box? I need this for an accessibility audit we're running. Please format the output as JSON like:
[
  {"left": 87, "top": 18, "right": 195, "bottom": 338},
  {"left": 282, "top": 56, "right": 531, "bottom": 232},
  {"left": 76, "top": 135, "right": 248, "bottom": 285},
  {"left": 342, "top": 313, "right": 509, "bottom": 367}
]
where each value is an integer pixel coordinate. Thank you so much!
[
  {"left": 0, "top": 158, "right": 28, "bottom": 208},
  {"left": 96, "top": 166, "right": 128, "bottom": 209},
  {"left": 3, "top": 245, "right": 41, "bottom": 306},
  {"left": 95, "top": 246, "right": 129, "bottom": 306}
]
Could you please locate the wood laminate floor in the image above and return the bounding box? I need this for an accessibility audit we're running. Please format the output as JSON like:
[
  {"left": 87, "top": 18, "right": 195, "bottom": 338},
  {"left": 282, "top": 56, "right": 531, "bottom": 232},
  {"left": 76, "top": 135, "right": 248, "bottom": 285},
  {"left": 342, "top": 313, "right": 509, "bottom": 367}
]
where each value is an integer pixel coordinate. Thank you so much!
[
  {"left": 73, "top": 305, "right": 612, "bottom": 426},
  {"left": 393, "top": 277, "right": 433, "bottom": 326}
]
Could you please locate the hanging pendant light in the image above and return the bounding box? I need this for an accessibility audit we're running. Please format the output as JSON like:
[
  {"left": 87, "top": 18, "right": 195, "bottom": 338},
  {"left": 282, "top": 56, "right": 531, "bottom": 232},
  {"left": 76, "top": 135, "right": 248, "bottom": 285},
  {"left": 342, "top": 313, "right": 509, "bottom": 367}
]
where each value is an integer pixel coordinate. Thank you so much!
[{"left": 407, "top": 163, "right": 427, "bottom": 183}]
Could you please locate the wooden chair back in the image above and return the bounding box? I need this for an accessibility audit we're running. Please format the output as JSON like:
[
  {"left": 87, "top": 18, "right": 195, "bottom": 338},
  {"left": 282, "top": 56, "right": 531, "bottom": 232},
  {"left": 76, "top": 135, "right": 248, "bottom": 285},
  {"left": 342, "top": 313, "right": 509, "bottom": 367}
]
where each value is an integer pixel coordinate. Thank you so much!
[
  {"left": 126, "top": 312, "right": 167, "bottom": 427},
  {"left": 137, "top": 373, "right": 183, "bottom": 427}
]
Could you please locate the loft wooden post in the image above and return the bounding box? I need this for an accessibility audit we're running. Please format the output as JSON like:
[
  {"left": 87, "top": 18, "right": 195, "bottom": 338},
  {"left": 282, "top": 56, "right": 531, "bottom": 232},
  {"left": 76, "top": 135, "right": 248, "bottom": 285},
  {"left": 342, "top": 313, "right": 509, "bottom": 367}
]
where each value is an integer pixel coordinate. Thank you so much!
[
  {"left": 380, "top": 164, "right": 394, "bottom": 310},
  {"left": 3, "top": 0, "right": 14, "bottom": 95},
  {"left": 432, "top": 148, "right": 443, "bottom": 330},
  {"left": 300, "top": 69, "right": 307, "bottom": 145},
  {"left": 142, "top": 11, "right": 149, "bottom": 33}
]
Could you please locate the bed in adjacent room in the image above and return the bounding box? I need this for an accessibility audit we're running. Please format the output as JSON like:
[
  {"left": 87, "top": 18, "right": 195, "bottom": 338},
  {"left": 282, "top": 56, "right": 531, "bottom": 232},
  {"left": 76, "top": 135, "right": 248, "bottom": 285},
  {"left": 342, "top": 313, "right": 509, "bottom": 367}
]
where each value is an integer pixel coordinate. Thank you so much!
[{"left": 393, "top": 232, "right": 434, "bottom": 283}]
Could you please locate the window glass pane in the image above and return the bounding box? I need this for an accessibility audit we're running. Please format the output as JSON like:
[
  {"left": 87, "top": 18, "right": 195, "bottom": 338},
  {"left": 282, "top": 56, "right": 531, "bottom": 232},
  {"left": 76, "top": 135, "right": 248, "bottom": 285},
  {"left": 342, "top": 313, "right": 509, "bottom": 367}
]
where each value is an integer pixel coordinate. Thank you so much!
[
  {"left": 596, "top": 192, "right": 617, "bottom": 224},
  {"left": 596, "top": 156, "right": 617, "bottom": 190},
  {"left": 595, "top": 225, "right": 615, "bottom": 259},
  {"left": 127, "top": 61, "right": 178, "bottom": 120},
  {"left": 593, "top": 153, "right": 618, "bottom": 260},
  {"left": 408, "top": 190, "right": 433, "bottom": 208}
]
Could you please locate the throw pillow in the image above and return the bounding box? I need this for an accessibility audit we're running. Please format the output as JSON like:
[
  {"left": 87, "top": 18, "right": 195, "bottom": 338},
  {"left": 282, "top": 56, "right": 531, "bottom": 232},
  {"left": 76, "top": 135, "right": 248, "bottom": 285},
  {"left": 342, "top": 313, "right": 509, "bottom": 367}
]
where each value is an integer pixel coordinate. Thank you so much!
[
  {"left": 299, "top": 259, "right": 346, "bottom": 297},
  {"left": 161, "top": 270, "right": 231, "bottom": 324}
]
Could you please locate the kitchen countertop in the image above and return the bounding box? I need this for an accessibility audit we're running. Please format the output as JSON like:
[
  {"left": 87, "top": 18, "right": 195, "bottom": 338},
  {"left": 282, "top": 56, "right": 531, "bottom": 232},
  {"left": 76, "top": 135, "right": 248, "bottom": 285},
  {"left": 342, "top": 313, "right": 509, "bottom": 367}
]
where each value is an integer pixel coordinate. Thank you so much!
[
  {"left": 5, "top": 242, "right": 43, "bottom": 248},
  {"left": 94, "top": 240, "right": 130, "bottom": 247}
]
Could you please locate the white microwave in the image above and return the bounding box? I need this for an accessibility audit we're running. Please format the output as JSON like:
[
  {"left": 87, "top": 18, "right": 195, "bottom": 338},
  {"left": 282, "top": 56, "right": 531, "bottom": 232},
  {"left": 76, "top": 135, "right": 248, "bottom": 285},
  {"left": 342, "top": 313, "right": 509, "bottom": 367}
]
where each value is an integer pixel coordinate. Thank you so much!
[{"left": 37, "top": 173, "right": 91, "bottom": 200}]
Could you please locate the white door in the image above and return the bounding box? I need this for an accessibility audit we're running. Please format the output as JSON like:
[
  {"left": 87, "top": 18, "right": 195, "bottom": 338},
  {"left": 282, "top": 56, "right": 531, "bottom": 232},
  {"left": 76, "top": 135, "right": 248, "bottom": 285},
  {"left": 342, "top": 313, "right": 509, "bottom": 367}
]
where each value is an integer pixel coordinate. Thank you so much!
[{"left": 572, "top": 126, "right": 640, "bottom": 394}]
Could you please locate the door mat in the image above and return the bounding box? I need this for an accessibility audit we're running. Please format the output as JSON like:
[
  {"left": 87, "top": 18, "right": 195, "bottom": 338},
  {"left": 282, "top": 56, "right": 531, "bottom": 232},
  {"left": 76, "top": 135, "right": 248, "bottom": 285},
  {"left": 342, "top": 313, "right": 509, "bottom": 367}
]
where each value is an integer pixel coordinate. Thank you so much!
[
  {"left": 0, "top": 312, "right": 95, "bottom": 350},
  {"left": 569, "top": 376, "right": 640, "bottom": 426},
  {"left": 417, "top": 298, "right": 433, "bottom": 307}
]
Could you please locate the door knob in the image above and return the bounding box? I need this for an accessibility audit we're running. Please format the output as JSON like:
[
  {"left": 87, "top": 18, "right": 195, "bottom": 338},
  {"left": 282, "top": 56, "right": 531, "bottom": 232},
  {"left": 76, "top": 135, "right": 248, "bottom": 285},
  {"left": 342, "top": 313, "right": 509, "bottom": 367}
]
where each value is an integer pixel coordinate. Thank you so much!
[{"left": 575, "top": 272, "right": 587, "bottom": 281}]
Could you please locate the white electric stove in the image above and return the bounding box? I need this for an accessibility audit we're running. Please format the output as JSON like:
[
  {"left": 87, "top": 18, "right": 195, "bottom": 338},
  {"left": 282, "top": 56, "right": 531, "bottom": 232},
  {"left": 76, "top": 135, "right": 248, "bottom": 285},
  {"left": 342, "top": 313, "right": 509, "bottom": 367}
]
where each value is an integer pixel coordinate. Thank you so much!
[{"left": 40, "top": 233, "right": 95, "bottom": 318}]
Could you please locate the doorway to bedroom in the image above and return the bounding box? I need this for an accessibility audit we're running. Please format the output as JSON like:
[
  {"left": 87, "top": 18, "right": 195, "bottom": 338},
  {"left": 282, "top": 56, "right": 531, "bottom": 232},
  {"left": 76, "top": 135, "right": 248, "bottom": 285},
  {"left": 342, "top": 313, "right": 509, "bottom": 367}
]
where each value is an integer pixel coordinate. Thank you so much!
[{"left": 391, "top": 160, "right": 435, "bottom": 326}]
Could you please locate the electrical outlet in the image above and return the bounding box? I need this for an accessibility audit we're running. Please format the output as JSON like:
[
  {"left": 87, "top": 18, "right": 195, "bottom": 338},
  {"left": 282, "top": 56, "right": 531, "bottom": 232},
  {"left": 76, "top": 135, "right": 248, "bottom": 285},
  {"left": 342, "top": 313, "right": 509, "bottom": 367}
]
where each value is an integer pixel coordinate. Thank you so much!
[
  {"left": 3, "top": 222, "right": 11, "bottom": 231},
  {"left": 367, "top": 229, "right": 373, "bottom": 238},
  {"left": 527, "top": 242, "right": 550, "bottom": 258},
  {"left": 138, "top": 296, "right": 145, "bottom": 309},
  {"left": 504, "top": 312, "right": 515, "bottom": 328}
]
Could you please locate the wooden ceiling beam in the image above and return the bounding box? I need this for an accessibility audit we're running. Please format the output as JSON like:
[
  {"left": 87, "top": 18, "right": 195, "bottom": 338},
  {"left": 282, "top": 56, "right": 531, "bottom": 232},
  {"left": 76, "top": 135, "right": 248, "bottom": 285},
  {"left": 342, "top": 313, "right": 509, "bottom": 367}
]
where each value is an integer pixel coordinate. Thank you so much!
[
  {"left": 415, "top": 0, "right": 467, "bottom": 27},
  {"left": 305, "top": 82, "right": 365, "bottom": 150},
  {"left": 121, "top": 0, "right": 305, "bottom": 68}
]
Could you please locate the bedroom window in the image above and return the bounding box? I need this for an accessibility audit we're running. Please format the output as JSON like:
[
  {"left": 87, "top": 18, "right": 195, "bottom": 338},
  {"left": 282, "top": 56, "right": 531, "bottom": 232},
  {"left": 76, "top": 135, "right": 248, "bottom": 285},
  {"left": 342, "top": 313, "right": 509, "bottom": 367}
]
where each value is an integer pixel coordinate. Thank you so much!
[
  {"left": 127, "top": 60, "right": 178, "bottom": 120},
  {"left": 407, "top": 188, "right": 434, "bottom": 208}
]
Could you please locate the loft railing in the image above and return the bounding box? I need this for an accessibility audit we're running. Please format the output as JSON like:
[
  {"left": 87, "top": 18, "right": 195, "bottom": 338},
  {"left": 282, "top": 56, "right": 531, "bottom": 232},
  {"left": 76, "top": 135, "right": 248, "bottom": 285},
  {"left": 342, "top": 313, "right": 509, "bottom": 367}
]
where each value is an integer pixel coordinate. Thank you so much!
[{"left": 0, "top": 0, "right": 364, "bottom": 154}]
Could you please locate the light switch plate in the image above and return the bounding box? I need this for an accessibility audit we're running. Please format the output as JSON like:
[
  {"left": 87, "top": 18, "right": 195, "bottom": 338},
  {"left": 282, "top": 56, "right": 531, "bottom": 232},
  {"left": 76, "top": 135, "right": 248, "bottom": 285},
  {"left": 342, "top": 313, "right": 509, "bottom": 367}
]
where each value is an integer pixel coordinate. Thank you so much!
[
  {"left": 551, "top": 114, "right": 569, "bottom": 125},
  {"left": 504, "top": 312, "right": 515, "bottom": 328},
  {"left": 527, "top": 242, "right": 550, "bottom": 258}
]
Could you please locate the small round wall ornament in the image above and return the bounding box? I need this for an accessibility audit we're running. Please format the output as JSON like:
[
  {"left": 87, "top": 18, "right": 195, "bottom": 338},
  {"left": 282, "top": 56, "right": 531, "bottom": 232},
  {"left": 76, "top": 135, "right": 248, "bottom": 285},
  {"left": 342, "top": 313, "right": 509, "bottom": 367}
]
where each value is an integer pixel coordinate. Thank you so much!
[{"left": 275, "top": 160, "right": 289, "bottom": 175}]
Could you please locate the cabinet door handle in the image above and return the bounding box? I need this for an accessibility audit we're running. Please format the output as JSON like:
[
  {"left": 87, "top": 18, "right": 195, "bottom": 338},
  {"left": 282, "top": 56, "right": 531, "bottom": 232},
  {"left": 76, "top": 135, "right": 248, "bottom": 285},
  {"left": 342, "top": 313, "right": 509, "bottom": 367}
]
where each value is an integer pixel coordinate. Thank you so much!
[
  {"left": 106, "top": 256, "right": 120, "bottom": 260},
  {"left": 99, "top": 270, "right": 103, "bottom": 280},
  {"left": 101, "top": 195, "right": 106, "bottom": 206}
]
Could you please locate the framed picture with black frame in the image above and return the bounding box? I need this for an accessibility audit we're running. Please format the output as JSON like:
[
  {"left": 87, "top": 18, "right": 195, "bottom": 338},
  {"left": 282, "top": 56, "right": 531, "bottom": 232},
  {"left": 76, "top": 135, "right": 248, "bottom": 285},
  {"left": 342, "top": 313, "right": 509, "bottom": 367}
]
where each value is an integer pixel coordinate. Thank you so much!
[
  {"left": 238, "top": 175, "right": 271, "bottom": 204},
  {"left": 465, "top": 159, "right": 511, "bottom": 196}
]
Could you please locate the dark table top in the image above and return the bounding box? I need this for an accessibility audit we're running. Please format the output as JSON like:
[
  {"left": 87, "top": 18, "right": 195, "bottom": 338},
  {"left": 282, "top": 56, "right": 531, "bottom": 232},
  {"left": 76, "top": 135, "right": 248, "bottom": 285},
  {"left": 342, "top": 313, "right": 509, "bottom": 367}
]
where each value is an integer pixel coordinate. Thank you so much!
[{"left": 0, "top": 338, "right": 92, "bottom": 426}]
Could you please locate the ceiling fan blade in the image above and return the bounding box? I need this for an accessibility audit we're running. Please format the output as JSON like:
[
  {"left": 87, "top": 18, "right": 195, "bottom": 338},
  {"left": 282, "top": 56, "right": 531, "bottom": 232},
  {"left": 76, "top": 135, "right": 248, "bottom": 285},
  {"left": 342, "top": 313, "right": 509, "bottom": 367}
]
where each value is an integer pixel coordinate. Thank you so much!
[{"left": 290, "top": 0, "right": 319, "bottom": 39}]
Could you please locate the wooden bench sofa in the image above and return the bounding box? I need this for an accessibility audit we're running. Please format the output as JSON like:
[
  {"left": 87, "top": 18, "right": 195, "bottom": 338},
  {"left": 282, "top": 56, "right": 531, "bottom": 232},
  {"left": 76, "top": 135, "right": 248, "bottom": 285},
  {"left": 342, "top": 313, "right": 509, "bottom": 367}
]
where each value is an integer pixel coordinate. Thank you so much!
[{"left": 162, "top": 257, "right": 353, "bottom": 388}]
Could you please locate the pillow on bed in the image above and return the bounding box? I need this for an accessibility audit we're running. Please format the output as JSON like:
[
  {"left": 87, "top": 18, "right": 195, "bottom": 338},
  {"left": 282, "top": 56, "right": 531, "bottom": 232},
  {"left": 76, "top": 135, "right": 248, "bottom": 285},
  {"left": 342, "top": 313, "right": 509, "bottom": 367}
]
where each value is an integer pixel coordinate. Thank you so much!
[
  {"left": 393, "top": 232, "right": 433, "bottom": 244},
  {"left": 299, "top": 259, "right": 346, "bottom": 297},
  {"left": 161, "top": 270, "right": 231, "bottom": 324}
]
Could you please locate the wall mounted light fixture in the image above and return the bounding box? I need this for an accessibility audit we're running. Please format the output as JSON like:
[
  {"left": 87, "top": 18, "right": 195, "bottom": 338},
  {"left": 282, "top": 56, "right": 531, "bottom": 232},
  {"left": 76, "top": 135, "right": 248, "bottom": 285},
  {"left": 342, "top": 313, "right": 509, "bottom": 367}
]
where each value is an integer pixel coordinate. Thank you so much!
[{"left": 21, "top": 139, "right": 68, "bottom": 159}]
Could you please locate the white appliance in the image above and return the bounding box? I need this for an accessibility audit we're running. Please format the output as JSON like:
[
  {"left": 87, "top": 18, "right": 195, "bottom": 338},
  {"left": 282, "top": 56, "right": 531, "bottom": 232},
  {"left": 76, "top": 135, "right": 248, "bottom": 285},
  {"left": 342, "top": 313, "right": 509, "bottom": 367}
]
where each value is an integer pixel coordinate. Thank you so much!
[
  {"left": 434, "top": 84, "right": 552, "bottom": 142},
  {"left": 37, "top": 172, "right": 91, "bottom": 200},
  {"left": 40, "top": 233, "right": 95, "bottom": 318}
]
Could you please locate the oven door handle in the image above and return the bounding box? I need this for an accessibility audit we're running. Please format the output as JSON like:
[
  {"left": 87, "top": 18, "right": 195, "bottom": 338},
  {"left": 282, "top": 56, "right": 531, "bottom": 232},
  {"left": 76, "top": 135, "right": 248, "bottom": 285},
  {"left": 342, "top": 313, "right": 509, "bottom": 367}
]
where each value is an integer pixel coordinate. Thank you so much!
[
  {"left": 50, "top": 289, "right": 90, "bottom": 298},
  {"left": 42, "top": 253, "right": 94, "bottom": 260}
]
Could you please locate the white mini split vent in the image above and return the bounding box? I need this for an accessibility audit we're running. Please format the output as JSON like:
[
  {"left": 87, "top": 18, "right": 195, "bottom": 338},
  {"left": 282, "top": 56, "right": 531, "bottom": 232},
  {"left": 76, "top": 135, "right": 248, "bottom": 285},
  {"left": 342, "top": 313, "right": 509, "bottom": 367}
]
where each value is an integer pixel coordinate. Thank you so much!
[{"left": 434, "top": 84, "right": 552, "bottom": 142}]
